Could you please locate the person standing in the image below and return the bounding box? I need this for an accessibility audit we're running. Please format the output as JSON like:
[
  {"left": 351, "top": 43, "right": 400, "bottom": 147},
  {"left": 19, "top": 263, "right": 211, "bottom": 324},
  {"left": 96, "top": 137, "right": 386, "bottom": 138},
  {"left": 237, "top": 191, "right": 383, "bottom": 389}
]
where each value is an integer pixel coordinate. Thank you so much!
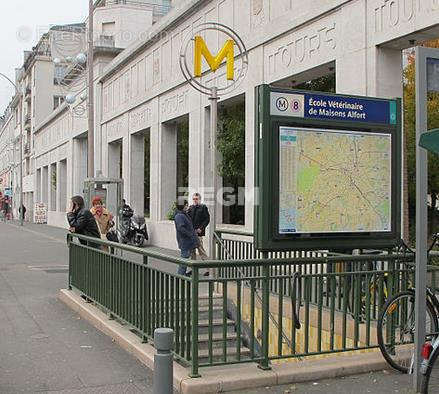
[
  {"left": 174, "top": 200, "right": 198, "bottom": 276},
  {"left": 18, "top": 204, "right": 26, "bottom": 221},
  {"left": 90, "top": 196, "right": 114, "bottom": 251},
  {"left": 187, "top": 193, "right": 210, "bottom": 260},
  {"left": 90, "top": 197, "right": 113, "bottom": 239},
  {"left": 3, "top": 198, "right": 10, "bottom": 221},
  {"left": 67, "top": 195, "right": 101, "bottom": 247}
]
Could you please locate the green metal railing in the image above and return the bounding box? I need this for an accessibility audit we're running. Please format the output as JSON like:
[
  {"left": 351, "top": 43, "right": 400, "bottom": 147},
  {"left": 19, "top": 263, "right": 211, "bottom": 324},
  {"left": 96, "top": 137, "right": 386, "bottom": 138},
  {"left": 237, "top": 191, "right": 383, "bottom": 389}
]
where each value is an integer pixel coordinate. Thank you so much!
[{"left": 67, "top": 232, "right": 439, "bottom": 378}]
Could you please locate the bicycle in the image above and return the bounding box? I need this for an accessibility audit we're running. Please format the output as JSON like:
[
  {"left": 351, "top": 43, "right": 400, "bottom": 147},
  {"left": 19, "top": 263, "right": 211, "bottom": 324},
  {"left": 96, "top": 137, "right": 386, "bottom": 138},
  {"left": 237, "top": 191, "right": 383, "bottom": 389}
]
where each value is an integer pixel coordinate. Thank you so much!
[{"left": 377, "top": 234, "right": 439, "bottom": 376}]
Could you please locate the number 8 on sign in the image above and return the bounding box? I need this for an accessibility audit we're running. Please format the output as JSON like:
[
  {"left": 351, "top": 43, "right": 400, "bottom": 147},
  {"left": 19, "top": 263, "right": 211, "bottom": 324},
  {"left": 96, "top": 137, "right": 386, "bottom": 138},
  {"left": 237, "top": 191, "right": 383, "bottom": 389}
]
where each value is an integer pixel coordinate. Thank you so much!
[{"left": 291, "top": 99, "right": 301, "bottom": 113}]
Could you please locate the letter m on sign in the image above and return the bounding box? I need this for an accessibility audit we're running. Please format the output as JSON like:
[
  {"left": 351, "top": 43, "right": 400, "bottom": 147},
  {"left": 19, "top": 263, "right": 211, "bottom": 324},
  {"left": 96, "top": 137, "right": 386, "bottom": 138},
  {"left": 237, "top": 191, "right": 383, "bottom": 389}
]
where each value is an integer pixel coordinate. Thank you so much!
[{"left": 194, "top": 36, "right": 235, "bottom": 80}]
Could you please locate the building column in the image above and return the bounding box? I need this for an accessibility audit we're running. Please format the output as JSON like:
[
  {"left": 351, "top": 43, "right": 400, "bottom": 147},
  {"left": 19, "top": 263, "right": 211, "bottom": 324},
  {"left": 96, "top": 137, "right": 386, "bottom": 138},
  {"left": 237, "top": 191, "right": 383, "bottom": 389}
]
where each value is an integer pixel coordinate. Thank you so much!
[
  {"left": 58, "top": 160, "right": 67, "bottom": 212},
  {"left": 108, "top": 141, "right": 121, "bottom": 179},
  {"left": 73, "top": 139, "right": 87, "bottom": 196},
  {"left": 158, "top": 122, "right": 177, "bottom": 220},
  {"left": 149, "top": 123, "right": 160, "bottom": 222},
  {"left": 122, "top": 136, "right": 129, "bottom": 202},
  {"left": 42, "top": 166, "right": 48, "bottom": 206},
  {"left": 130, "top": 132, "right": 145, "bottom": 215},
  {"left": 337, "top": 43, "right": 404, "bottom": 238},
  {"left": 188, "top": 98, "right": 202, "bottom": 194},
  {"left": 56, "top": 161, "right": 62, "bottom": 212},
  {"left": 245, "top": 87, "right": 256, "bottom": 233},
  {"left": 36, "top": 168, "right": 41, "bottom": 202},
  {"left": 47, "top": 165, "right": 52, "bottom": 210},
  {"left": 67, "top": 141, "right": 74, "bottom": 204},
  {"left": 48, "top": 163, "right": 56, "bottom": 212}
]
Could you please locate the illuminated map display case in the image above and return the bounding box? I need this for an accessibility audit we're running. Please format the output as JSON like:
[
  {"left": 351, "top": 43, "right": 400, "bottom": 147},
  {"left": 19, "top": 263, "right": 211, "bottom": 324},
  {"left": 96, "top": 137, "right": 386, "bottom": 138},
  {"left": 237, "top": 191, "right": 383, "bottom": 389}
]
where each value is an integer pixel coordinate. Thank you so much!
[{"left": 255, "top": 85, "right": 402, "bottom": 251}]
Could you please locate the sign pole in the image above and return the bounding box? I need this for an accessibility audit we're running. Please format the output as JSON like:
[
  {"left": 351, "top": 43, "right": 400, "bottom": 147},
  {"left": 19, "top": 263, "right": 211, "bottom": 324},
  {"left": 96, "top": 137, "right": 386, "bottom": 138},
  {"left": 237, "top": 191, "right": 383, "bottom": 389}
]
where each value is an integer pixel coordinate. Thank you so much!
[
  {"left": 209, "top": 86, "right": 218, "bottom": 259},
  {"left": 414, "top": 46, "right": 429, "bottom": 391},
  {"left": 179, "top": 22, "right": 248, "bottom": 258},
  {"left": 19, "top": 96, "right": 23, "bottom": 226},
  {"left": 87, "top": 0, "right": 95, "bottom": 178}
]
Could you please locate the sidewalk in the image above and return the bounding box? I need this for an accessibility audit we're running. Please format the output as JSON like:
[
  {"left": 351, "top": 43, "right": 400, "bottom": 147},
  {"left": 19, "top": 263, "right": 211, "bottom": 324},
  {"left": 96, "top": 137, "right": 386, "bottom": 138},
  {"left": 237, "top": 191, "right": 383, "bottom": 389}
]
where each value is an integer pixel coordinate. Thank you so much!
[
  {"left": 0, "top": 221, "right": 417, "bottom": 393},
  {"left": 0, "top": 221, "right": 154, "bottom": 393},
  {"left": 237, "top": 370, "right": 414, "bottom": 393}
]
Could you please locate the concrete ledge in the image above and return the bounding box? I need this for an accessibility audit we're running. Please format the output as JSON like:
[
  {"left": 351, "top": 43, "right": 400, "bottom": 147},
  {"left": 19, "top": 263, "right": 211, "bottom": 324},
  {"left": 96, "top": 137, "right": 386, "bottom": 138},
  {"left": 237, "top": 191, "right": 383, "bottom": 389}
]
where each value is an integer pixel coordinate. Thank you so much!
[{"left": 59, "top": 289, "right": 393, "bottom": 393}]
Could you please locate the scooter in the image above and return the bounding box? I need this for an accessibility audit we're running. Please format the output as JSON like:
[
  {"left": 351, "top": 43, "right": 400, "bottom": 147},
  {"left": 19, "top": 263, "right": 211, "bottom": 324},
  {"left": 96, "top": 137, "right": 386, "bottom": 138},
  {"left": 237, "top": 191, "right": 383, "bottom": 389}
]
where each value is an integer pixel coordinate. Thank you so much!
[{"left": 119, "top": 209, "right": 148, "bottom": 247}]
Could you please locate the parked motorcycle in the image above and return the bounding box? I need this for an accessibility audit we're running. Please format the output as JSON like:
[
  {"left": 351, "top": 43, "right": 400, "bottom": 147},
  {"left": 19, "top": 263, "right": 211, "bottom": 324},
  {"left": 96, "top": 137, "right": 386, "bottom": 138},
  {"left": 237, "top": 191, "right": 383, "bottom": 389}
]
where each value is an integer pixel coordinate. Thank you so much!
[{"left": 118, "top": 205, "right": 148, "bottom": 247}]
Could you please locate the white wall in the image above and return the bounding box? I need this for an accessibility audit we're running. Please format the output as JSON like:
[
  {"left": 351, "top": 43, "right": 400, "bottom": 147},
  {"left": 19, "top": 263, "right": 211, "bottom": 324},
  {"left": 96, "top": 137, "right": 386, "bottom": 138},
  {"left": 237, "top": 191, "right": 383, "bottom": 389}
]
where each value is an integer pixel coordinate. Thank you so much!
[
  {"left": 29, "top": 0, "right": 439, "bottom": 250},
  {"left": 94, "top": 4, "right": 153, "bottom": 49}
]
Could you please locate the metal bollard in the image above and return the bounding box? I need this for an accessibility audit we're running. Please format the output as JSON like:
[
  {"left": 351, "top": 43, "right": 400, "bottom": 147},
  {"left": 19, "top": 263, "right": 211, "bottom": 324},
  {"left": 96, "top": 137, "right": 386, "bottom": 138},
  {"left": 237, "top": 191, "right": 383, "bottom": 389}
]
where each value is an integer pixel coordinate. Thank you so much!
[{"left": 153, "top": 328, "right": 174, "bottom": 394}]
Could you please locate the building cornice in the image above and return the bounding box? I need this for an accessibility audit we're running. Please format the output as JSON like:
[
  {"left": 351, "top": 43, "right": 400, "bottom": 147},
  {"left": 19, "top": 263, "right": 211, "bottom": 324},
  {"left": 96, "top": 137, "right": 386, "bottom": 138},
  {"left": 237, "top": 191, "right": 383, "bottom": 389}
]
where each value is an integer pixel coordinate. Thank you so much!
[
  {"left": 34, "top": 102, "right": 69, "bottom": 135},
  {"left": 99, "top": 0, "right": 209, "bottom": 83}
]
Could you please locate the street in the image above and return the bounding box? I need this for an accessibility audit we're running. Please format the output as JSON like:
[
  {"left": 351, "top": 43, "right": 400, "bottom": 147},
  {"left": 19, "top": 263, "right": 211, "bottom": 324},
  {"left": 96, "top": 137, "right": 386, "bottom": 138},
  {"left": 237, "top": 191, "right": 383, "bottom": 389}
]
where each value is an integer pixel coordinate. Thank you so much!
[
  {"left": 0, "top": 221, "right": 153, "bottom": 393},
  {"left": 0, "top": 222, "right": 417, "bottom": 393}
]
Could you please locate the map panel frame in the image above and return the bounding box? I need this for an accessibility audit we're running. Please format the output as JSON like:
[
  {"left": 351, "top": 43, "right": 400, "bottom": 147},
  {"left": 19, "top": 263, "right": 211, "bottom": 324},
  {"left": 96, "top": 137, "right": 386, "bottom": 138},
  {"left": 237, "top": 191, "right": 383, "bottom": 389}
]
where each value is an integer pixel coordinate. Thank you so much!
[
  {"left": 255, "top": 84, "right": 402, "bottom": 251},
  {"left": 278, "top": 126, "right": 392, "bottom": 235}
]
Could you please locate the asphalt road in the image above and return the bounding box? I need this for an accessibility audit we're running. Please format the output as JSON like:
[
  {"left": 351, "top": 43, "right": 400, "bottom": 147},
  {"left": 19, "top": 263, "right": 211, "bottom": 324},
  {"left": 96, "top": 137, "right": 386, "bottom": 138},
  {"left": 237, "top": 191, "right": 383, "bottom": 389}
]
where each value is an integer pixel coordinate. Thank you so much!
[{"left": 0, "top": 221, "right": 154, "bottom": 393}]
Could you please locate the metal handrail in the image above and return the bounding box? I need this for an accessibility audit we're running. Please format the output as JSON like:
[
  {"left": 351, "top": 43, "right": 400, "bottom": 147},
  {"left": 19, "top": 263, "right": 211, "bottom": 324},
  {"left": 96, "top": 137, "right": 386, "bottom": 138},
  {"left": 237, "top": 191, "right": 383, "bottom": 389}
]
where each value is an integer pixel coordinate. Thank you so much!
[
  {"left": 213, "top": 231, "right": 297, "bottom": 354},
  {"left": 67, "top": 231, "right": 437, "bottom": 377},
  {"left": 67, "top": 232, "right": 417, "bottom": 267}
]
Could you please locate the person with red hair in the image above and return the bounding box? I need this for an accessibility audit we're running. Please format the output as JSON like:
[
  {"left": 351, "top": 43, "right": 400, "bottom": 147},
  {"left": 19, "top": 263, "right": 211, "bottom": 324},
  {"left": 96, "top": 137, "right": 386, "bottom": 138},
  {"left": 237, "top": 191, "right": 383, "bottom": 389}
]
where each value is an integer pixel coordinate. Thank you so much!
[{"left": 90, "top": 197, "right": 114, "bottom": 246}]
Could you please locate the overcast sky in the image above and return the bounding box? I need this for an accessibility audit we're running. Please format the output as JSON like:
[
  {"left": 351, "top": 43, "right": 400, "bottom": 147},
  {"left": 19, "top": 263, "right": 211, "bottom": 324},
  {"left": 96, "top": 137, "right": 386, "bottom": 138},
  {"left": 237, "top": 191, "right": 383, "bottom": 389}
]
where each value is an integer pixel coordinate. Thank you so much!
[{"left": 0, "top": 1, "right": 89, "bottom": 114}]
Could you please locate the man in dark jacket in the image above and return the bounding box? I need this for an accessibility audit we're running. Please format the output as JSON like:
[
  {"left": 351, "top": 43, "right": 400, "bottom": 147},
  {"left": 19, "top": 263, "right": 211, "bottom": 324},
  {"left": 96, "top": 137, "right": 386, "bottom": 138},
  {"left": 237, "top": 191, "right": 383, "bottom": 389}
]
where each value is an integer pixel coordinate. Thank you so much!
[
  {"left": 67, "top": 195, "right": 100, "bottom": 247},
  {"left": 174, "top": 200, "right": 198, "bottom": 276},
  {"left": 18, "top": 204, "right": 26, "bottom": 221},
  {"left": 187, "top": 193, "right": 210, "bottom": 260}
]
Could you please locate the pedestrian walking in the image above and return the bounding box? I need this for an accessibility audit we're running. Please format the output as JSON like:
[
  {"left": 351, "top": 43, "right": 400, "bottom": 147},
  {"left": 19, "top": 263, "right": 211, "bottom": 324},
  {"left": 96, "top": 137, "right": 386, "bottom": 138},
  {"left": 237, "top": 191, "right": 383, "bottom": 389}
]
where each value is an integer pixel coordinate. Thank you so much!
[
  {"left": 187, "top": 193, "right": 210, "bottom": 260},
  {"left": 174, "top": 200, "right": 198, "bottom": 276},
  {"left": 3, "top": 198, "right": 10, "bottom": 221},
  {"left": 0, "top": 197, "right": 4, "bottom": 222},
  {"left": 66, "top": 195, "right": 101, "bottom": 248},
  {"left": 18, "top": 204, "right": 26, "bottom": 221}
]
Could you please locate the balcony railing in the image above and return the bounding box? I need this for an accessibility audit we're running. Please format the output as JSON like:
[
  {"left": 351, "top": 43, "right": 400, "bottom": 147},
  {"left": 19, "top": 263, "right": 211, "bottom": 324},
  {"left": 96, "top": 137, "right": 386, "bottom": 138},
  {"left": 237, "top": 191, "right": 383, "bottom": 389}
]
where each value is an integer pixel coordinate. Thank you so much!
[
  {"left": 98, "top": 1, "right": 172, "bottom": 17},
  {"left": 24, "top": 88, "right": 31, "bottom": 102},
  {"left": 94, "top": 35, "right": 115, "bottom": 48}
]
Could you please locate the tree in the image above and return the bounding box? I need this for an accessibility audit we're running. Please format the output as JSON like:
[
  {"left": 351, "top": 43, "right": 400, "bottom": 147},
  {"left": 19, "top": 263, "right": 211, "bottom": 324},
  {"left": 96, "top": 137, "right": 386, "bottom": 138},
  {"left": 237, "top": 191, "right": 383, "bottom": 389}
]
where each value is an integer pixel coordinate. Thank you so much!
[{"left": 404, "top": 40, "right": 439, "bottom": 242}]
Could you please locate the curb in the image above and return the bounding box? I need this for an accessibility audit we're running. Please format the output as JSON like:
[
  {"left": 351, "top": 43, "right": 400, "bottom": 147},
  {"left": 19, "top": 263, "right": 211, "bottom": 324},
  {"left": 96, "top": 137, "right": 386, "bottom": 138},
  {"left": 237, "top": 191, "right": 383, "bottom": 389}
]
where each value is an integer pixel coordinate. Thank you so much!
[{"left": 58, "top": 289, "right": 392, "bottom": 393}]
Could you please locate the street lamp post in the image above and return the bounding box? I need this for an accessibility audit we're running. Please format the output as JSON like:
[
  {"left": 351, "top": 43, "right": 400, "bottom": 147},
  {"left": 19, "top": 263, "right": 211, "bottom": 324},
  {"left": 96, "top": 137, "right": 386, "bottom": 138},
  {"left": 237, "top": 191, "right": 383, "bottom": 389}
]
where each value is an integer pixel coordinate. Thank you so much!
[
  {"left": 87, "top": 0, "right": 94, "bottom": 178},
  {"left": 0, "top": 72, "right": 23, "bottom": 226}
]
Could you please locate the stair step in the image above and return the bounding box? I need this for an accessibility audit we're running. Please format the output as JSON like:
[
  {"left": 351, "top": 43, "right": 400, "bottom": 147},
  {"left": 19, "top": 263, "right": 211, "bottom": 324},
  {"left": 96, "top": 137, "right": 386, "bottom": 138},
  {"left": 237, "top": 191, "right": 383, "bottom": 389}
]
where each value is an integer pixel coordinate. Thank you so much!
[
  {"left": 198, "top": 346, "right": 252, "bottom": 361},
  {"left": 198, "top": 319, "right": 236, "bottom": 335},
  {"left": 198, "top": 295, "right": 224, "bottom": 307},
  {"left": 198, "top": 306, "right": 224, "bottom": 319},
  {"left": 197, "top": 332, "right": 242, "bottom": 349}
]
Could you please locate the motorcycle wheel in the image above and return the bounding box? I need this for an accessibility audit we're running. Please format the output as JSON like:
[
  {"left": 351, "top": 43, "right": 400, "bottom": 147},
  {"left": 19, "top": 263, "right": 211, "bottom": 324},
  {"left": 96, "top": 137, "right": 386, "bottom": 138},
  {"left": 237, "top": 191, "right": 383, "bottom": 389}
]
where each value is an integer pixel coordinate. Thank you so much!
[{"left": 135, "top": 235, "right": 145, "bottom": 247}]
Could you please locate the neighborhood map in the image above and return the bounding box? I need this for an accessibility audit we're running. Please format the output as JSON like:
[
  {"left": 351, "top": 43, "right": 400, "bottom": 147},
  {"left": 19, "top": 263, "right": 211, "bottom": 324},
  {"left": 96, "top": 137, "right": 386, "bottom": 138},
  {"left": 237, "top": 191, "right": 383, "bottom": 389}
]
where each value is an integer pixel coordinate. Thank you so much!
[{"left": 279, "top": 127, "right": 392, "bottom": 234}]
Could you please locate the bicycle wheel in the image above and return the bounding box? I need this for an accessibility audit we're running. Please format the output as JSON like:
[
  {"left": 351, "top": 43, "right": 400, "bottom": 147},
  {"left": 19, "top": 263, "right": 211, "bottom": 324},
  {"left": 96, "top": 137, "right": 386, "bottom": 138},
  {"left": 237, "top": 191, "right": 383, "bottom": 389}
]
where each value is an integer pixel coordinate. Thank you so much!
[{"left": 377, "top": 290, "right": 438, "bottom": 373}]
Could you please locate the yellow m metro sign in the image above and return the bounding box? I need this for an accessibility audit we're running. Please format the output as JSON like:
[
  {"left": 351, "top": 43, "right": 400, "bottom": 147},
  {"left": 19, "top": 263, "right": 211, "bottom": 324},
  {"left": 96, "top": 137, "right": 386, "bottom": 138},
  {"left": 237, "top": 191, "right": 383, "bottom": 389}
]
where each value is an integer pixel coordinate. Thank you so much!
[{"left": 194, "top": 35, "right": 235, "bottom": 80}]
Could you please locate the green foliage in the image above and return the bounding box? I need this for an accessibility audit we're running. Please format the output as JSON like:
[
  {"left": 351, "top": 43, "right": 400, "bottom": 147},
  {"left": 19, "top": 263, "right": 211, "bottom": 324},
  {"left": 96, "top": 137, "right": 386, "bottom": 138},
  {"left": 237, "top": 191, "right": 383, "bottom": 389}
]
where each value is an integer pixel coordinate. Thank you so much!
[
  {"left": 166, "top": 201, "right": 177, "bottom": 221},
  {"left": 404, "top": 42, "right": 439, "bottom": 240},
  {"left": 144, "top": 132, "right": 151, "bottom": 217},
  {"left": 51, "top": 169, "right": 57, "bottom": 191},
  {"left": 217, "top": 102, "right": 246, "bottom": 225},
  {"left": 217, "top": 103, "right": 246, "bottom": 183},
  {"left": 296, "top": 73, "right": 336, "bottom": 93},
  {"left": 177, "top": 120, "right": 189, "bottom": 190}
]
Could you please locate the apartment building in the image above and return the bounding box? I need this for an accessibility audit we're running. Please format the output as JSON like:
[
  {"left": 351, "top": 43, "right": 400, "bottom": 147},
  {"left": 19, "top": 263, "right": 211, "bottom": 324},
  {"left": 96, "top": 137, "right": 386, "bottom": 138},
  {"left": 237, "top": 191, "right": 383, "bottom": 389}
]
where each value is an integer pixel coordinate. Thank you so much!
[{"left": 0, "top": 0, "right": 173, "bottom": 222}]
